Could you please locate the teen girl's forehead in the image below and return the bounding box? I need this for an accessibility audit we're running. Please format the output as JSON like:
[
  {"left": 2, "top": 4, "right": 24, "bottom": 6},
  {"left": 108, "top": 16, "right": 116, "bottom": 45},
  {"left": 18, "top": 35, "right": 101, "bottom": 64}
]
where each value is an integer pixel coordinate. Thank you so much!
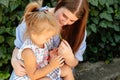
[{"left": 62, "top": 7, "right": 78, "bottom": 21}]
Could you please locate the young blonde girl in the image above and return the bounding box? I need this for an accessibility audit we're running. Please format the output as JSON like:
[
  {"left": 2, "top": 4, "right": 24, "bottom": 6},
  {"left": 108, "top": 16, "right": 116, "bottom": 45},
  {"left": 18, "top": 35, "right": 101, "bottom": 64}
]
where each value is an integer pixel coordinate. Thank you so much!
[{"left": 10, "top": 2, "right": 74, "bottom": 80}]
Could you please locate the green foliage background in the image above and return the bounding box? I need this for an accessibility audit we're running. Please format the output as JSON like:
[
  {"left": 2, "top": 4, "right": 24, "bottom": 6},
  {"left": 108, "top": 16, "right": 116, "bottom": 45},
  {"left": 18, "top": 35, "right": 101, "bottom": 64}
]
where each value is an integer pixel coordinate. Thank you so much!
[{"left": 0, "top": 0, "right": 120, "bottom": 79}]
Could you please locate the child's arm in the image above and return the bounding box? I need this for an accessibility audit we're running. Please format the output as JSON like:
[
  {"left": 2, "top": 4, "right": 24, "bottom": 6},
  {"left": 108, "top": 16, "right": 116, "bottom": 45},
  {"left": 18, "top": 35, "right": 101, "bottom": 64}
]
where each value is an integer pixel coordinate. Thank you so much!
[{"left": 22, "top": 48, "right": 64, "bottom": 80}]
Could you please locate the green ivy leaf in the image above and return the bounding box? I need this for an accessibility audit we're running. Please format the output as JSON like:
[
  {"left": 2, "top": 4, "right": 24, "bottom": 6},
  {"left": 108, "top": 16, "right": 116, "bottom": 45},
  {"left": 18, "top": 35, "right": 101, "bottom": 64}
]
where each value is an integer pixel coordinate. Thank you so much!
[
  {"left": 107, "top": 22, "right": 113, "bottom": 28},
  {"left": 98, "top": 43, "right": 105, "bottom": 48},
  {"left": 106, "top": 32, "right": 113, "bottom": 43},
  {"left": 107, "top": 7, "right": 114, "bottom": 14},
  {"left": 90, "top": 7, "right": 99, "bottom": 16},
  {"left": 106, "top": 0, "right": 114, "bottom": 5},
  {"left": 92, "top": 47, "right": 98, "bottom": 54},
  {"left": 113, "top": 25, "right": 120, "bottom": 31},
  {"left": 0, "top": 46, "right": 6, "bottom": 58},
  {"left": 89, "top": 24, "right": 97, "bottom": 33},
  {"left": 86, "top": 27, "right": 92, "bottom": 37},
  {"left": 99, "top": 0, "right": 106, "bottom": 6},
  {"left": 99, "top": 20, "right": 108, "bottom": 28},
  {"left": 6, "top": 37, "right": 15, "bottom": 47},
  {"left": 88, "top": 0, "right": 98, "bottom": 7},
  {"left": 105, "top": 60, "right": 110, "bottom": 64},
  {"left": 0, "top": 36, "right": 4, "bottom": 43},
  {"left": 0, "top": 7, "right": 3, "bottom": 22},
  {"left": 5, "top": 27, "right": 16, "bottom": 36},
  {"left": 0, "top": 71, "right": 10, "bottom": 79},
  {"left": 0, "top": 27, "right": 6, "bottom": 34},
  {"left": 0, "top": 0, "right": 9, "bottom": 7},
  {"left": 114, "top": 34, "right": 120, "bottom": 42},
  {"left": 101, "top": 36, "right": 107, "bottom": 42},
  {"left": 9, "top": 0, "right": 21, "bottom": 11},
  {"left": 91, "top": 17, "right": 99, "bottom": 24},
  {"left": 99, "top": 12, "right": 113, "bottom": 21}
]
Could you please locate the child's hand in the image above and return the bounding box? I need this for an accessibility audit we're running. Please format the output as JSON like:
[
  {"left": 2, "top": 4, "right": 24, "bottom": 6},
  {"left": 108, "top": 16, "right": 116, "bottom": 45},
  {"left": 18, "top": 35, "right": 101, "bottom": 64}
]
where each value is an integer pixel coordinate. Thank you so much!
[
  {"left": 49, "top": 55, "right": 64, "bottom": 69},
  {"left": 49, "top": 48, "right": 58, "bottom": 59}
]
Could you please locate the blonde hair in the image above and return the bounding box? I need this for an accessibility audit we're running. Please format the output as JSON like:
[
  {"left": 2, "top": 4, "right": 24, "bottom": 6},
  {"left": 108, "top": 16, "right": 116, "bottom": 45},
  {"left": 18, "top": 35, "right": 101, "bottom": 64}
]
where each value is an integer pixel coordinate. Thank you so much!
[{"left": 23, "top": 1, "right": 60, "bottom": 39}]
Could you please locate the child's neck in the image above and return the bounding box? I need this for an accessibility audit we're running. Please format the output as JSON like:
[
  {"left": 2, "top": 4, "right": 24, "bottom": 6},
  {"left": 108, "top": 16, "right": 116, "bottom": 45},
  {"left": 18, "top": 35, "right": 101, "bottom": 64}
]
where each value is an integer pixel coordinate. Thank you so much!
[{"left": 38, "top": 44, "right": 44, "bottom": 48}]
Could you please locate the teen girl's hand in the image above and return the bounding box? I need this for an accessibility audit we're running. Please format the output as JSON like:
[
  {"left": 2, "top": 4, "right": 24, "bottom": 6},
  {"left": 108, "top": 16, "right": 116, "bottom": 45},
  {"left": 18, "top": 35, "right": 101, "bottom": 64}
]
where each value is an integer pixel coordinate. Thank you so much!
[
  {"left": 11, "top": 48, "right": 26, "bottom": 76},
  {"left": 49, "top": 55, "right": 64, "bottom": 69},
  {"left": 58, "top": 40, "right": 78, "bottom": 67}
]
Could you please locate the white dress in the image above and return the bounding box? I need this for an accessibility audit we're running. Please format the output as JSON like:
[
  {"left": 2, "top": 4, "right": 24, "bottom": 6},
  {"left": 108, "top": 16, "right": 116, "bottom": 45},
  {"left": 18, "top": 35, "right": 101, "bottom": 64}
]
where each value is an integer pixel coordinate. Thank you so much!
[{"left": 10, "top": 39, "right": 61, "bottom": 80}]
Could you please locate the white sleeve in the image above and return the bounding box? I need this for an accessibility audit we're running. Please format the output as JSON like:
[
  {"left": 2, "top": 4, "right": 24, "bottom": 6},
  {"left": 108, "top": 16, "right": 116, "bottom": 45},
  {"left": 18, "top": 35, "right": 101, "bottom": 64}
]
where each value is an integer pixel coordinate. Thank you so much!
[{"left": 75, "top": 30, "right": 87, "bottom": 61}]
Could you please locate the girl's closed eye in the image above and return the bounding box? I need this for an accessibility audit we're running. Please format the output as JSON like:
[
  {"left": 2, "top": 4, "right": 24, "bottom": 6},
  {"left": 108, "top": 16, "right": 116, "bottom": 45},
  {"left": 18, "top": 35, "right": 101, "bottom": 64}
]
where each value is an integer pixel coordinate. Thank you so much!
[{"left": 63, "top": 13, "right": 68, "bottom": 19}]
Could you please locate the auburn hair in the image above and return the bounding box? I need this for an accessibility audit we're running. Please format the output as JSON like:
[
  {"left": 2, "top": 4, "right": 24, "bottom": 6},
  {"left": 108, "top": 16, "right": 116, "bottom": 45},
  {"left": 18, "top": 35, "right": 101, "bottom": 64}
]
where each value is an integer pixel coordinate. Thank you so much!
[{"left": 55, "top": 0, "right": 89, "bottom": 53}]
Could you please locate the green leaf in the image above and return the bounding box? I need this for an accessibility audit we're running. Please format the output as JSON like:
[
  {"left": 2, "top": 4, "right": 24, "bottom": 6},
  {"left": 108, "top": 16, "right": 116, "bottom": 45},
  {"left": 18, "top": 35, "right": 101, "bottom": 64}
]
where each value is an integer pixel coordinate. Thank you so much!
[
  {"left": 9, "top": 0, "right": 21, "bottom": 11},
  {"left": 0, "top": 7, "right": 3, "bottom": 22},
  {"left": 99, "top": 0, "right": 106, "bottom": 6},
  {"left": 105, "top": 60, "right": 110, "bottom": 64},
  {"left": 107, "top": 22, "right": 113, "bottom": 28},
  {"left": 92, "top": 47, "right": 98, "bottom": 54},
  {"left": 101, "top": 36, "right": 107, "bottom": 42},
  {"left": 110, "top": 42, "right": 116, "bottom": 46},
  {"left": 0, "top": 46, "right": 6, "bottom": 58},
  {"left": 6, "top": 37, "right": 15, "bottom": 47},
  {"left": 91, "top": 17, "right": 99, "bottom": 24},
  {"left": 88, "top": 0, "right": 98, "bottom": 7},
  {"left": 0, "top": 0, "right": 9, "bottom": 7},
  {"left": 0, "top": 71, "right": 10, "bottom": 79},
  {"left": 99, "top": 20, "right": 108, "bottom": 28},
  {"left": 86, "top": 27, "right": 92, "bottom": 37},
  {"left": 0, "top": 36, "right": 4, "bottom": 43},
  {"left": 89, "top": 24, "right": 97, "bottom": 33},
  {"left": 114, "top": 34, "right": 120, "bottom": 42},
  {"left": 90, "top": 7, "right": 99, "bottom": 16},
  {"left": 113, "top": 25, "right": 120, "bottom": 31},
  {"left": 99, "top": 12, "right": 113, "bottom": 21},
  {"left": 0, "top": 27, "right": 6, "bottom": 34},
  {"left": 107, "top": 32, "right": 113, "bottom": 43},
  {"left": 107, "top": 7, "right": 114, "bottom": 14},
  {"left": 5, "top": 27, "right": 16, "bottom": 36},
  {"left": 106, "top": 0, "right": 114, "bottom": 5},
  {"left": 98, "top": 43, "right": 105, "bottom": 48}
]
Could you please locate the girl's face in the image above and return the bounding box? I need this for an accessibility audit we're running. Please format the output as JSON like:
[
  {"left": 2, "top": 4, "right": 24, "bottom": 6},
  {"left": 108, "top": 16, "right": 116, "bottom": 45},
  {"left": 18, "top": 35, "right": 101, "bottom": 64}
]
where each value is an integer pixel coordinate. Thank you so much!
[
  {"left": 54, "top": 7, "right": 78, "bottom": 27},
  {"left": 31, "top": 30, "right": 55, "bottom": 48}
]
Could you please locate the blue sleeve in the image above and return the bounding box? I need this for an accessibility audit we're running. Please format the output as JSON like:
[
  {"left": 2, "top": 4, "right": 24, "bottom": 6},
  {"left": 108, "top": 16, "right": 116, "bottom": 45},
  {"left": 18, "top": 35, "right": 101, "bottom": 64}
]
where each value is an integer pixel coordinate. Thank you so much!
[
  {"left": 14, "top": 20, "right": 26, "bottom": 48},
  {"left": 75, "top": 30, "right": 87, "bottom": 61}
]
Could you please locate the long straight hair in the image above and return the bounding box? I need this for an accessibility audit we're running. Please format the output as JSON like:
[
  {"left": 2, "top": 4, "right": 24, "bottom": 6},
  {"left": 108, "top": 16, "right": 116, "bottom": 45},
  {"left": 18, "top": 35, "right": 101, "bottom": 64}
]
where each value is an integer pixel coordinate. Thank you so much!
[{"left": 55, "top": 0, "right": 89, "bottom": 53}]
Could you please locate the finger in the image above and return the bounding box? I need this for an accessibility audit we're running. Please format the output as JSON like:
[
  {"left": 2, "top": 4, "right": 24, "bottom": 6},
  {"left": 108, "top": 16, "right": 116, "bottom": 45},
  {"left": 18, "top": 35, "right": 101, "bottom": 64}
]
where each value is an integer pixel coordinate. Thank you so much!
[
  {"left": 60, "top": 41, "right": 68, "bottom": 49},
  {"left": 18, "top": 60, "right": 25, "bottom": 67},
  {"left": 54, "top": 48, "right": 58, "bottom": 52},
  {"left": 58, "top": 55, "right": 64, "bottom": 61},
  {"left": 17, "top": 71, "right": 26, "bottom": 76},
  {"left": 62, "top": 39, "right": 70, "bottom": 47},
  {"left": 60, "top": 62, "right": 64, "bottom": 67},
  {"left": 60, "top": 58, "right": 65, "bottom": 64}
]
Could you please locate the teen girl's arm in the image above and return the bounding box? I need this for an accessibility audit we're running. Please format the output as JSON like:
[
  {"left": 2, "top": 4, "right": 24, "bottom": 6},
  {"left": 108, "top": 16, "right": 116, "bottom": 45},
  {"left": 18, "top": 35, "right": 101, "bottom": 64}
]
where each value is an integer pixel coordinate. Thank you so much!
[
  {"left": 58, "top": 40, "right": 78, "bottom": 68},
  {"left": 22, "top": 48, "right": 64, "bottom": 80},
  {"left": 11, "top": 20, "right": 27, "bottom": 76},
  {"left": 11, "top": 47, "right": 26, "bottom": 76}
]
